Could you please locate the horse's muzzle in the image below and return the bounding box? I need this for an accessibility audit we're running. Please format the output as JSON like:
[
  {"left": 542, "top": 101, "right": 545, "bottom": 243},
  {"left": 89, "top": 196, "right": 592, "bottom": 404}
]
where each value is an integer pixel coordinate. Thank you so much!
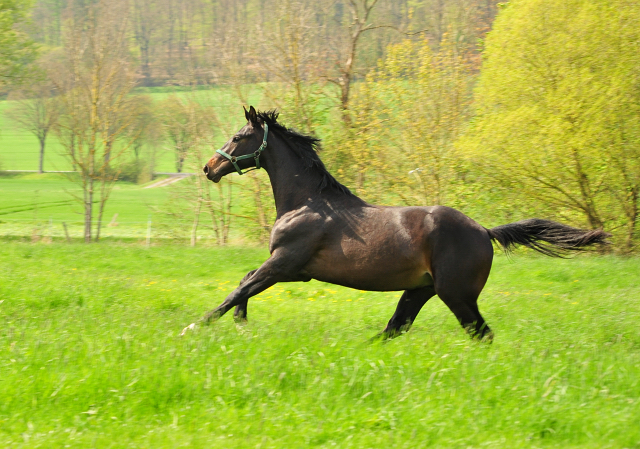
[{"left": 203, "top": 163, "right": 222, "bottom": 182}]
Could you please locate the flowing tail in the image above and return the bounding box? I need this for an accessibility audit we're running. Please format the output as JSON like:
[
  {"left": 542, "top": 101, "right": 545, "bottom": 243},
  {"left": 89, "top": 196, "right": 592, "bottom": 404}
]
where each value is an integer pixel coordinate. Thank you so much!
[{"left": 486, "top": 218, "right": 610, "bottom": 257}]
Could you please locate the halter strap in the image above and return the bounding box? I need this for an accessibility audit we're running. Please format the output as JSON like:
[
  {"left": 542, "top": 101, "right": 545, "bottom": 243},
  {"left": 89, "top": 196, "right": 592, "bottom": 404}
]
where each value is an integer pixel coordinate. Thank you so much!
[{"left": 216, "top": 123, "right": 269, "bottom": 176}]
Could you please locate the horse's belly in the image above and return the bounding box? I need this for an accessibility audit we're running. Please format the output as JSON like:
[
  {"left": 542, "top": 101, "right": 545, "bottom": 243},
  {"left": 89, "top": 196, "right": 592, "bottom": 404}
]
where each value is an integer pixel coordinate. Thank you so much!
[
  {"left": 307, "top": 261, "right": 433, "bottom": 291},
  {"left": 304, "top": 240, "right": 432, "bottom": 292}
]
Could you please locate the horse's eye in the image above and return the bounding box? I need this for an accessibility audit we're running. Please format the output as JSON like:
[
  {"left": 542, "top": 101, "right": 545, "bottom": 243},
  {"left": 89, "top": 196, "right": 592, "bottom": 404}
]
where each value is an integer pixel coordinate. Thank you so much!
[{"left": 232, "top": 136, "right": 240, "bottom": 143}]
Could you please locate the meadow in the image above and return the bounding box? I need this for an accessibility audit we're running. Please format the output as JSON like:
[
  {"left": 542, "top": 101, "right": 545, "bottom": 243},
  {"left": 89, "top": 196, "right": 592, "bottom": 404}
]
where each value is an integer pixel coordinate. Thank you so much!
[
  {"left": 0, "top": 174, "right": 173, "bottom": 240},
  {"left": 2, "top": 88, "right": 640, "bottom": 448},
  {"left": 1, "top": 242, "right": 639, "bottom": 448}
]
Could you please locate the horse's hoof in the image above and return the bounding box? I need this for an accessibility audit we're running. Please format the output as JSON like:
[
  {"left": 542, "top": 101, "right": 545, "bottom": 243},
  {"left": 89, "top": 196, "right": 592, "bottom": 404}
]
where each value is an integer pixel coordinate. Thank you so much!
[
  {"left": 368, "top": 332, "right": 390, "bottom": 343},
  {"left": 481, "top": 331, "right": 495, "bottom": 343},
  {"left": 180, "top": 323, "right": 197, "bottom": 336}
]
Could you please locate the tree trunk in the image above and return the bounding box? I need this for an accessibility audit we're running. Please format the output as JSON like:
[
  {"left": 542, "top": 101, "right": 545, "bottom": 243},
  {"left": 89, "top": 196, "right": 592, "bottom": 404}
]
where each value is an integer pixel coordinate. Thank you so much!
[
  {"left": 177, "top": 153, "right": 184, "bottom": 173},
  {"left": 84, "top": 178, "right": 94, "bottom": 243},
  {"left": 204, "top": 186, "right": 221, "bottom": 245},
  {"left": 251, "top": 175, "right": 270, "bottom": 243},
  {"left": 340, "top": 78, "right": 352, "bottom": 126},
  {"left": 70, "top": 135, "right": 76, "bottom": 171},
  {"left": 222, "top": 181, "right": 232, "bottom": 245},
  {"left": 39, "top": 137, "right": 45, "bottom": 173},
  {"left": 624, "top": 188, "right": 638, "bottom": 252},
  {"left": 191, "top": 198, "right": 202, "bottom": 247},
  {"left": 141, "top": 41, "right": 151, "bottom": 86},
  {"left": 104, "top": 141, "right": 112, "bottom": 165},
  {"left": 95, "top": 195, "right": 106, "bottom": 242}
]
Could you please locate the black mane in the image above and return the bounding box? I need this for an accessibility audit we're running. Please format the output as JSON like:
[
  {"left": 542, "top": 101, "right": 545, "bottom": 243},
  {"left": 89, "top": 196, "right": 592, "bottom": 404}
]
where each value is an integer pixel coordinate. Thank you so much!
[{"left": 257, "top": 110, "right": 353, "bottom": 196}]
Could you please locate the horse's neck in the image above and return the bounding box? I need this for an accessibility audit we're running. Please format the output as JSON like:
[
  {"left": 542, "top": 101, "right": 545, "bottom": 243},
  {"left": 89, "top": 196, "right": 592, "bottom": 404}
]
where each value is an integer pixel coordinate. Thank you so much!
[{"left": 262, "top": 135, "right": 326, "bottom": 217}]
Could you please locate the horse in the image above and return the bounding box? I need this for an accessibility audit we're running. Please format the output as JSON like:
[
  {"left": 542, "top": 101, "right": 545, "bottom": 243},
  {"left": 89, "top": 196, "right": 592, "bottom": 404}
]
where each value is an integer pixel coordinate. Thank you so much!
[{"left": 181, "top": 106, "right": 609, "bottom": 340}]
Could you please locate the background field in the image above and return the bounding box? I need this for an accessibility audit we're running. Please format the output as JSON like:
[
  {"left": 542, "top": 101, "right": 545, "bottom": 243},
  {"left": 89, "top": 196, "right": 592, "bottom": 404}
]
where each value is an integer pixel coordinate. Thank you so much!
[
  {"left": 0, "top": 174, "right": 173, "bottom": 240},
  {"left": 1, "top": 243, "right": 639, "bottom": 447},
  {"left": 0, "top": 170, "right": 264, "bottom": 243},
  {"left": 0, "top": 87, "right": 262, "bottom": 173}
]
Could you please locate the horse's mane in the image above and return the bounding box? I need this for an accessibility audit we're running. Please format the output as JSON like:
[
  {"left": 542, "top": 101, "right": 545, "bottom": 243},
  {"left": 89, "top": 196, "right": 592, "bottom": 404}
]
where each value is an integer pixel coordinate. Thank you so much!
[{"left": 257, "top": 110, "right": 354, "bottom": 196}]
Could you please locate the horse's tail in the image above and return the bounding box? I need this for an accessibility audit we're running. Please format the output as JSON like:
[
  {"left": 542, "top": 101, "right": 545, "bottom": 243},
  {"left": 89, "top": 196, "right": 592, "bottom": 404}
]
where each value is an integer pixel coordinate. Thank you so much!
[{"left": 486, "top": 218, "right": 610, "bottom": 257}]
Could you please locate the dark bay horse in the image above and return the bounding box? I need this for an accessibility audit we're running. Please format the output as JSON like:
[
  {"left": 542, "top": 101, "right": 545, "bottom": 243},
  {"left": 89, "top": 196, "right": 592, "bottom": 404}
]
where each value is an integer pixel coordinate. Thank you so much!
[{"left": 182, "top": 106, "right": 608, "bottom": 340}]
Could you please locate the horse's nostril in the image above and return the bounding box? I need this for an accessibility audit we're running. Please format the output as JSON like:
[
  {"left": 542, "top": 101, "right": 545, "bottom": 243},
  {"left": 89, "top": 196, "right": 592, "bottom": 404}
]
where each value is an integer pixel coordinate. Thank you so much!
[{"left": 203, "top": 165, "right": 209, "bottom": 175}]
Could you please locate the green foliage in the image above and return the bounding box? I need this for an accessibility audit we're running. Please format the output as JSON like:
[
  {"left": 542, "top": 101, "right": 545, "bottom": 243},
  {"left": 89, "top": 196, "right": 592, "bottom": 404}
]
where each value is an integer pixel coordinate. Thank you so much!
[
  {"left": 333, "top": 37, "right": 473, "bottom": 205},
  {"left": 1, "top": 242, "right": 639, "bottom": 446},
  {"left": 462, "top": 0, "right": 640, "bottom": 249},
  {"left": 115, "top": 158, "right": 147, "bottom": 183},
  {"left": 0, "top": 0, "right": 36, "bottom": 86},
  {"left": 158, "top": 94, "right": 214, "bottom": 173}
]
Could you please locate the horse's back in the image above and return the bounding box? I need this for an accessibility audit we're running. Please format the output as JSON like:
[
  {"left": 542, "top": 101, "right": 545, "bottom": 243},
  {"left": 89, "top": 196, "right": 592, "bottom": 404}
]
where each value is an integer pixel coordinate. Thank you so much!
[{"left": 299, "top": 203, "right": 492, "bottom": 292}]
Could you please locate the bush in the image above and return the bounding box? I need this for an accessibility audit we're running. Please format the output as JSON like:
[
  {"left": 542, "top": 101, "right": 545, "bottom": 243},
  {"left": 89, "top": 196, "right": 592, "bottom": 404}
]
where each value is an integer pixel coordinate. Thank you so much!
[{"left": 116, "top": 159, "right": 150, "bottom": 184}]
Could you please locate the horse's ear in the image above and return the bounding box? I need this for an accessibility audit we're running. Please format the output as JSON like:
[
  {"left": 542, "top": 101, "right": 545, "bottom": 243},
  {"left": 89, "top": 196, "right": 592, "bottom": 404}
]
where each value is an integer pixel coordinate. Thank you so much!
[{"left": 245, "top": 105, "right": 259, "bottom": 126}]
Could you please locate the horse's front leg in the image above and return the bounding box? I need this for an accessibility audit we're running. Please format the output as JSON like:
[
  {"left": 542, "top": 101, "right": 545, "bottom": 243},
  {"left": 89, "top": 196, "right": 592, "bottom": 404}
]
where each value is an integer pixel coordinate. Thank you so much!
[
  {"left": 180, "top": 272, "right": 274, "bottom": 336},
  {"left": 181, "top": 248, "right": 312, "bottom": 335},
  {"left": 201, "top": 271, "right": 275, "bottom": 323}
]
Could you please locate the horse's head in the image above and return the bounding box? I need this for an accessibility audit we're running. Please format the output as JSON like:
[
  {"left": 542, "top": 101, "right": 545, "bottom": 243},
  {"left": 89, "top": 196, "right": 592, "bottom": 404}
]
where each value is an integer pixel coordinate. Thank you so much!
[{"left": 203, "top": 106, "right": 268, "bottom": 182}]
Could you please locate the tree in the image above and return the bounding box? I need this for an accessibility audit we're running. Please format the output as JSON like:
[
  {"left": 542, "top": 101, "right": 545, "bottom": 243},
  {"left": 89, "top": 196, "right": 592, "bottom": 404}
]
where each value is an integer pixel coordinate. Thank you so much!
[
  {"left": 159, "top": 95, "right": 213, "bottom": 173},
  {"left": 155, "top": 89, "right": 238, "bottom": 246},
  {"left": 0, "top": 0, "right": 36, "bottom": 86},
  {"left": 342, "top": 36, "right": 472, "bottom": 201},
  {"left": 51, "top": 0, "right": 139, "bottom": 243},
  {"left": 5, "top": 81, "right": 59, "bottom": 173},
  {"left": 327, "top": 0, "right": 382, "bottom": 124},
  {"left": 463, "top": 0, "right": 640, "bottom": 250},
  {"left": 256, "top": 0, "right": 325, "bottom": 135},
  {"left": 131, "top": 0, "right": 163, "bottom": 86}
]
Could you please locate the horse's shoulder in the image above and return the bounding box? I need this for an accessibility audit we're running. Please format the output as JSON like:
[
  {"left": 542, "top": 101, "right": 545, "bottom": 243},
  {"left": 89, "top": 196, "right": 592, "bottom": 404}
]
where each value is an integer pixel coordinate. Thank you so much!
[
  {"left": 269, "top": 206, "right": 325, "bottom": 250},
  {"left": 275, "top": 205, "right": 324, "bottom": 227}
]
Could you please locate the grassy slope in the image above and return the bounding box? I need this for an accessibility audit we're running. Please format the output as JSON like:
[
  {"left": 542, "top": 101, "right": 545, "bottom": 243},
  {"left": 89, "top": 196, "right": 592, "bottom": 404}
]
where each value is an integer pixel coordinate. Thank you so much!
[{"left": 1, "top": 243, "right": 639, "bottom": 447}]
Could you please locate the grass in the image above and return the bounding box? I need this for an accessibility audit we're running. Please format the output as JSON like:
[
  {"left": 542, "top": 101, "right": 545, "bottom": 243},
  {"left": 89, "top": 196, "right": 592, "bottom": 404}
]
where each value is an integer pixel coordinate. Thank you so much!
[
  {"left": 0, "top": 172, "right": 268, "bottom": 242},
  {"left": 1, "top": 242, "right": 639, "bottom": 447},
  {"left": 0, "top": 174, "right": 172, "bottom": 240}
]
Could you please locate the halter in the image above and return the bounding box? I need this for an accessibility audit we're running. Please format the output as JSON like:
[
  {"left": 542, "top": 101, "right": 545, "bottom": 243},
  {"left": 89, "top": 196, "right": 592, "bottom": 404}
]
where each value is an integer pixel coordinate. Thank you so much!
[{"left": 216, "top": 123, "right": 268, "bottom": 176}]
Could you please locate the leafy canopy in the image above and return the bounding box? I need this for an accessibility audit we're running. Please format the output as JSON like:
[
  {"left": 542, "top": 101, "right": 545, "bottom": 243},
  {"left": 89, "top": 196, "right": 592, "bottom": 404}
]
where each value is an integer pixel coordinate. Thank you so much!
[
  {"left": 463, "top": 0, "right": 640, "bottom": 245},
  {"left": 0, "top": 0, "right": 36, "bottom": 85}
]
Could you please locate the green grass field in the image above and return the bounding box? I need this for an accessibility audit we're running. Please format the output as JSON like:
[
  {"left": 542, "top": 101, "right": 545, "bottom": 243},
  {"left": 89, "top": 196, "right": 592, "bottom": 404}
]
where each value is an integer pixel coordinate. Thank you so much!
[
  {"left": 2, "top": 85, "right": 639, "bottom": 448},
  {"left": 0, "top": 174, "right": 172, "bottom": 240},
  {"left": 0, "top": 171, "right": 266, "bottom": 242},
  {"left": 1, "top": 242, "right": 639, "bottom": 447}
]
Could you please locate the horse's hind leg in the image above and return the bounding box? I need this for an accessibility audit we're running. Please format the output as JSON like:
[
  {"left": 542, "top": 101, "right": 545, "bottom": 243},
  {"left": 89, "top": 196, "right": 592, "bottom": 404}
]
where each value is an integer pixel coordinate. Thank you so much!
[
  {"left": 431, "top": 234, "right": 493, "bottom": 340},
  {"left": 436, "top": 286, "right": 492, "bottom": 340},
  {"left": 233, "top": 269, "right": 257, "bottom": 322},
  {"left": 378, "top": 286, "right": 436, "bottom": 340}
]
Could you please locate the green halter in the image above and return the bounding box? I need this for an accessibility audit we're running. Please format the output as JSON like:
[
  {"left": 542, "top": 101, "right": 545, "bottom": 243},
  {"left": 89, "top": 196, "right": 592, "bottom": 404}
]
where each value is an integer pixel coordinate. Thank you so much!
[{"left": 216, "top": 123, "right": 268, "bottom": 175}]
